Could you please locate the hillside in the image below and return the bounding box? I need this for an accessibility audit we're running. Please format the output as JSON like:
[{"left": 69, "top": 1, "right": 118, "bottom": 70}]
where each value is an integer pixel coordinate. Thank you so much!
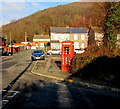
[{"left": 2, "top": 2, "right": 107, "bottom": 43}]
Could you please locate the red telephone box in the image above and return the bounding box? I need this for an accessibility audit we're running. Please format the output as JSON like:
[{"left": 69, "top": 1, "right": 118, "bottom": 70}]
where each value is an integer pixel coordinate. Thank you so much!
[{"left": 61, "top": 40, "right": 74, "bottom": 71}]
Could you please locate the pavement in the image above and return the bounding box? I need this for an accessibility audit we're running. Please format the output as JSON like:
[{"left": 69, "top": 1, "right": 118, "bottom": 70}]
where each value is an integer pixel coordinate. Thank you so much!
[
  {"left": 31, "top": 55, "right": 120, "bottom": 93},
  {"left": 31, "top": 55, "right": 71, "bottom": 81}
]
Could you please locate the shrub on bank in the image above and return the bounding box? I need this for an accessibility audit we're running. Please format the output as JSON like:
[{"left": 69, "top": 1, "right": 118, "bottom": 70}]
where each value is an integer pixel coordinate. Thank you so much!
[{"left": 70, "top": 46, "right": 120, "bottom": 88}]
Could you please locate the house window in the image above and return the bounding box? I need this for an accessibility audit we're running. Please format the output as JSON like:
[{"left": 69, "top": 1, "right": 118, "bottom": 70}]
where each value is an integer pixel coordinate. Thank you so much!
[
  {"left": 74, "top": 42, "right": 79, "bottom": 48},
  {"left": 117, "top": 34, "right": 120, "bottom": 40},
  {"left": 40, "top": 39, "right": 44, "bottom": 41},
  {"left": 35, "top": 42, "right": 38, "bottom": 47},
  {"left": 52, "top": 43, "right": 59, "bottom": 49},
  {"left": 61, "top": 36, "right": 64, "bottom": 39},
  {"left": 54, "top": 36, "right": 57, "bottom": 40},
  {"left": 81, "top": 34, "right": 85, "bottom": 40},
  {"left": 74, "top": 34, "right": 78, "bottom": 40},
  {"left": 81, "top": 43, "right": 85, "bottom": 49},
  {"left": 40, "top": 43, "right": 44, "bottom": 47}
]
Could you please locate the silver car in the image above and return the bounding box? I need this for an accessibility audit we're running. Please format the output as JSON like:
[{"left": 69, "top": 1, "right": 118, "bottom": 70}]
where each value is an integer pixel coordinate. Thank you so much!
[{"left": 47, "top": 49, "right": 61, "bottom": 55}]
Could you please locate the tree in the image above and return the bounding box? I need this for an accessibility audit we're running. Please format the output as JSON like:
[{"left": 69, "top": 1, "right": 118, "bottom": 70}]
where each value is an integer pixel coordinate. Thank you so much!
[
  {"left": 35, "top": 31, "right": 39, "bottom": 35},
  {"left": 44, "top": 42, "right": 50, "bottom": 53},
  {"left": 103, "top": 2, "right": 120, "bottom": 51}
]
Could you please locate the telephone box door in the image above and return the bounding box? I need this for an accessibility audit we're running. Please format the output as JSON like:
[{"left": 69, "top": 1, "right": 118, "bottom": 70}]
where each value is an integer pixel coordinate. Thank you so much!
[{"left": 61, "top": 40, "right": 74, "bottom": 71}]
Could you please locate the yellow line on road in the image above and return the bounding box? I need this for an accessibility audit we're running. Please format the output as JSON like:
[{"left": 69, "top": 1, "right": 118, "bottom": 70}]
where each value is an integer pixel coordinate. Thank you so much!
[
  {"left": 31, "top": 60, "right": 38, "bottom": 72},
  {"left": 31, "top": 71, "right": 64, "bottom": 81}
]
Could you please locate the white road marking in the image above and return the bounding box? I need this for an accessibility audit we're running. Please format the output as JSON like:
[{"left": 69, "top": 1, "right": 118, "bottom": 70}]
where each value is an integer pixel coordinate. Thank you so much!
[
  {"left": 31, "top": 60, "right": 38, "bottom": 72},
  {"left": 57, "top": 83, "right": 72, "bottom": 108},
  {"left": 0, "top": 100, "right": 9, "bottom": 109},
  {"left": 1, "top": 90, "right": 20, "bottom": 109}
]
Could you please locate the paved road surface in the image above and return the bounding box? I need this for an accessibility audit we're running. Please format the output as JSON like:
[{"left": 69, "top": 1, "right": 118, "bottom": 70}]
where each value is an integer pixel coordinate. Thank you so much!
[
  {"left": 1, "top": 50, "right": 120, "bottom": 109},
  {"left": 1, "top": 50, "right": 32, "bottom": 90},
  {"left": 2, "top": 73, "right": 120, "bottom": 109}
]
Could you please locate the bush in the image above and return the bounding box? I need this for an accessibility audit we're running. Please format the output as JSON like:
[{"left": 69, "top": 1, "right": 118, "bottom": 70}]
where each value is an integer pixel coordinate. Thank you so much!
[
  {"left": 70, "top": 46, "right": 120, "bottom": 88},
  {"left": 84, "top": 45, "right": 99, "bottom": 53}
]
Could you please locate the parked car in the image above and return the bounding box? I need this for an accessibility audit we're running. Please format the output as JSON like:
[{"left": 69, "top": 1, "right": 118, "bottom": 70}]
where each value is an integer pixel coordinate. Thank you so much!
[
  {"left": 31, "top": 50, "right": 45, "bottom": 61},
  {"left": 0, "top": 49, "right": 13, "bottom": 56},
  {"left": 47, "top": 49, "right": 61, "bottom": 55},
  {"left": 74, "top": 49, "right": 85, "bottom": 54}
]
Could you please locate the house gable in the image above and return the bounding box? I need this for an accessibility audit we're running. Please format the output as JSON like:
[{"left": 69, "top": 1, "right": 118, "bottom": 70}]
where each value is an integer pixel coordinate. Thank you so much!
[{"left": 88, "top": 27, "right": 104, "bottom": 46}]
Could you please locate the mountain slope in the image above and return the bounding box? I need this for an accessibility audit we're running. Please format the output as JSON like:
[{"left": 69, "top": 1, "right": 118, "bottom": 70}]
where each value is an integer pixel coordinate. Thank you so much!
[{"left": 2, "top": 2, "right": 106, "bottom": 43}]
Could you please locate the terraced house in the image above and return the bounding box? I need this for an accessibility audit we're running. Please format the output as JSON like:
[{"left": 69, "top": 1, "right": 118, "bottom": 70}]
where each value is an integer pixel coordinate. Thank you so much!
[
  {"left": 32, "top": 35, "right": 50, "bottom": 49},
  {"left": 50, "top": 27, "right": 88, "bottom": 50}
]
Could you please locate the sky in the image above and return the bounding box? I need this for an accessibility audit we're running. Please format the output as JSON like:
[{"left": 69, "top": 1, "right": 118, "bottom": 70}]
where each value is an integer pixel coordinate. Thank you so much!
[
  {"left": 0, "top": 0, "right": 80, "bottom": 27},
  {"left": 0, "top": 0, "right": 119, "bottom": 27}
]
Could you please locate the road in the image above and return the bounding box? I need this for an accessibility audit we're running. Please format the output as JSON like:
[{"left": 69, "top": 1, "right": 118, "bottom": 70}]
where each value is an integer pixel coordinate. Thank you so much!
[
  {"left": 1, "top": 50, "right": 120, "bottom": 109},
  {"left": 1, "top": 50, "right": 32, "bottom": 90}
]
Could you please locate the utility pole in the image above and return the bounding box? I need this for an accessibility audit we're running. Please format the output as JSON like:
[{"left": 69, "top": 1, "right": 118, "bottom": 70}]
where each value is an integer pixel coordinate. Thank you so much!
[
  {"left": 25, "top": 32, "right": 27, "bottom": 42},
  {"left": 90, "top": 18, "right": 92, "bottom": 27},
  {"left": 9, "top": 32, "right": 12, "bottom": 52},
  {"left": 83, "top": 15, "right": 85, "bottom": 26}
]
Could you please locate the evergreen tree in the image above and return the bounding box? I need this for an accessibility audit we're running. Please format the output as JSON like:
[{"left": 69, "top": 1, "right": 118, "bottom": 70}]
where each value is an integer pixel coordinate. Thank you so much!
[{"left": 103, "top": 2, "right": 120, "bottom": 51}]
